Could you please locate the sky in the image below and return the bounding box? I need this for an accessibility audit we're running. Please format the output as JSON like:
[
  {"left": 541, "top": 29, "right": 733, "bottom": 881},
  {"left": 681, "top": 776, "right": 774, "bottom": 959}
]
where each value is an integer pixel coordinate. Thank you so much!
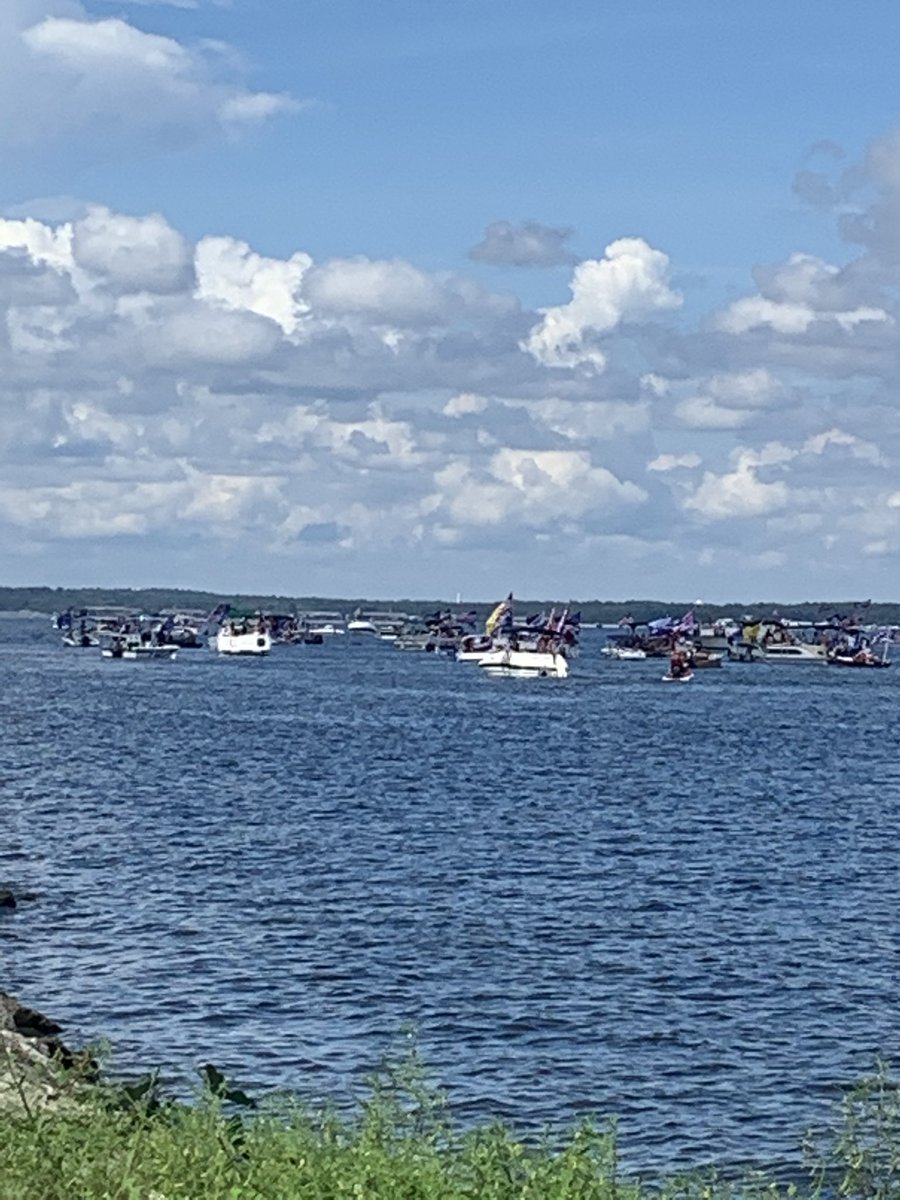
[{"left": 2, "top": 0, "right": 900, "bottom": 602}]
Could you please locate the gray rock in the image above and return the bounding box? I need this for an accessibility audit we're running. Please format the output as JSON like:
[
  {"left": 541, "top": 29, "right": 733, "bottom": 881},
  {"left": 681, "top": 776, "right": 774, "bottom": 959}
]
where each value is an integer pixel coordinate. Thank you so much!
[{"left": 0, "top": 992, "right": 94, "bottom": 1114}]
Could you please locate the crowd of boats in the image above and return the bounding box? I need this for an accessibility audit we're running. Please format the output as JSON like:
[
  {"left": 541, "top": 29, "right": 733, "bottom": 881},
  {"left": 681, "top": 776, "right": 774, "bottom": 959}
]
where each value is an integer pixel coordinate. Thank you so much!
[
  {"left": 604, "top": 610, "right": 893, "bottom": 678},
  {"left": 51, "top": 599, "right": 895, "bottom": 680},
  {"left": 52, "top": 597, "right": 579, "bottom": 677}
]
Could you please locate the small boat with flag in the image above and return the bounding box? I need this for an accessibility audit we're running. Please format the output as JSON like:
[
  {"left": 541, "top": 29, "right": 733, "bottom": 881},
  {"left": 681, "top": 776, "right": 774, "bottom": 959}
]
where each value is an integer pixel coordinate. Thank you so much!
[{"left": 475, "top": 594, "right": 577, "bottom": 678}]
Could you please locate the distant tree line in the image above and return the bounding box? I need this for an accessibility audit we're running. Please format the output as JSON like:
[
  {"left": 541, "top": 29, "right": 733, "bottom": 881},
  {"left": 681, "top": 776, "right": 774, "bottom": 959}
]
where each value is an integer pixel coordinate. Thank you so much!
[{"left": 2, "top": 586, "right": 898, "bottom": 626}]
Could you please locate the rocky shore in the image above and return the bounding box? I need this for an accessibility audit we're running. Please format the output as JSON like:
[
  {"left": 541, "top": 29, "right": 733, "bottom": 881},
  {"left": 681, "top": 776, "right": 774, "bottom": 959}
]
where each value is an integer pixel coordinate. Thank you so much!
[{"left": 0, "top": 991, "right": 93, "bottom": 1114}]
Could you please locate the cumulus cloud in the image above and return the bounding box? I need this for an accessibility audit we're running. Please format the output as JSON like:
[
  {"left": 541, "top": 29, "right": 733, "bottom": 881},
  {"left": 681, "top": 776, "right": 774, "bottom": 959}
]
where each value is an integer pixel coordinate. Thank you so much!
[
  {"left": 195, "top": 236, "right": 312, "bottom": 335},
  {"left": 684, "top": 444, "right": 793, "bottom": 520},
  {"left": 72, "top": 206, "right": 194, "bottom": 294},
  {"left": 432, "top": 449, "right": 646, "bottom": 529},
  {"left": 648, "top": 452, "right": 701, "bottom": 472},
  {"left": 523, "top": 238, "right": 682, "bottom": 370},
  {"left": 3, "top": 176, "right": 900, "bottom": 596},
  {"left": 674, "top": 368, "right": 787, "bottom": 429},
  {"left": 468, "top": 220, "right": 576, "bottom": 268},
  {"left": 0, "top": 4, "right": 298, "bottom": 150}
]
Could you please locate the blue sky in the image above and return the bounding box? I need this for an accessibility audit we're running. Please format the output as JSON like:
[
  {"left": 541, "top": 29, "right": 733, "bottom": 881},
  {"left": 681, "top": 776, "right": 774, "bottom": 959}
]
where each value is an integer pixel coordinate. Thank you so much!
[{"left": 2, "top": 0, "right": 900, "bottom": 600}]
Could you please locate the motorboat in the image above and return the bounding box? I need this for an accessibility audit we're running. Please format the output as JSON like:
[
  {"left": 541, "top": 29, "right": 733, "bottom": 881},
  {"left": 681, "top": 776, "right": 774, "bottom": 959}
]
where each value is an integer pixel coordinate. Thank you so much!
[
  {"left": 479, "top": 646, "right": 569, "bottom": 679},
  {"left": 347, "top": 611, "right": 411, "bottom": 639},
  {"left": 102, "top": 637, "right": 177, "bottom": 661},
  {"left": 757, "top": 642, "right": 827, "bottom": 664},
  {"left": 215, "top": 624, "right": 272, "bottom": 655},
  {"left": 690, "top": 649, "right": 723, "bottom": 669},
  {"left": 347, "top": 618, "right": 379, "bottom": 635},
  {"left": 299, "top": 611, "right": 346, "bottom": 636},
  {"left": 826, "top": 647, "right": 891, "bottom": 668},
  {"left": 456, "top": 635, "right": 494, "bottom": 662},
  {"left": 602, "top": 646, "right": 646, "bottom": 660}
]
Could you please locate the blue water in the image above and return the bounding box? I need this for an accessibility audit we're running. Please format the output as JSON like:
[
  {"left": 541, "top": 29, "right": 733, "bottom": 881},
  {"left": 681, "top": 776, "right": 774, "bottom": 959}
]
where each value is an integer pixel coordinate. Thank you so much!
[{"left": 2, "top": 617, "right": 898, "bottom": 1175}]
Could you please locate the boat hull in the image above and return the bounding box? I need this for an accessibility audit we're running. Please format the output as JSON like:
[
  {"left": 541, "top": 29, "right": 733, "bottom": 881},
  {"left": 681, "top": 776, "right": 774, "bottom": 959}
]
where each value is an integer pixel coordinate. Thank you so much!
[
  {"left": 479, "top": 648, "right": 569, "bottom": 679},
  {"left": 215, "top": 631, "right": 272, "bottom": 655}
]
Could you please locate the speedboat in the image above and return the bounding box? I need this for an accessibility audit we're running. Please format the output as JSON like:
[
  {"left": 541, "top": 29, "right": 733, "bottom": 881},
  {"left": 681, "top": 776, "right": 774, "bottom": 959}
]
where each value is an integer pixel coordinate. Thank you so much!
[
  {"left": 826, "top": 648, "right": 891, "bottom": 668},
  {"left": 215, "top": 625, "right": 272, "bottom": 655},
  {"left": 102, "top": 637, "right": 177, "bottom": 661},
  {"left": 456, "top": 635, "right": 494, "bottom": 662},
  {"left": 757, "top": 642, "right": 827, "bottom": 664},
  {"left": 479, "top": 646, "right": 569, "bottom": 679},
  {"left": 602, "top": 646, "right": 646, "bottom": 660}
]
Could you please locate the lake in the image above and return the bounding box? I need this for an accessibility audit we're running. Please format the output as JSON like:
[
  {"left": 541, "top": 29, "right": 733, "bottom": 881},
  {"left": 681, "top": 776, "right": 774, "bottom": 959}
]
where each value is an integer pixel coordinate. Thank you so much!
[{"left": 3, "top": 617, "right": 898, "bottom": 1175}]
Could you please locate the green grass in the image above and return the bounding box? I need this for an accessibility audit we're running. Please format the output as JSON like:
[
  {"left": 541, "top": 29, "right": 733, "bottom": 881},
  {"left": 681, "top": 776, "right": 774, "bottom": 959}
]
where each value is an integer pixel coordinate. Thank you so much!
[{"left": 1, "top": 1051, "right": 898, "bottom": 1199}]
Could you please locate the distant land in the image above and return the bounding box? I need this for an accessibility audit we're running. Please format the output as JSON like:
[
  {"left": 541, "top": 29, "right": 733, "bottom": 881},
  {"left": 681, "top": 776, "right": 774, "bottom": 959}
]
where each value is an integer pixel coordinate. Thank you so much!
[{"left": 0, "top": 587, "right": 896, "bottom": 627}]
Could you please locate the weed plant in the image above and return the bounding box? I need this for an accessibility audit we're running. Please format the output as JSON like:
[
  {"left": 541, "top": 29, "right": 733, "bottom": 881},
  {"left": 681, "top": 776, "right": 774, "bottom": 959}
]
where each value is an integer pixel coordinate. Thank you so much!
[{"left": 1, "top": 1047, "right": 898, "bottom": 1199}]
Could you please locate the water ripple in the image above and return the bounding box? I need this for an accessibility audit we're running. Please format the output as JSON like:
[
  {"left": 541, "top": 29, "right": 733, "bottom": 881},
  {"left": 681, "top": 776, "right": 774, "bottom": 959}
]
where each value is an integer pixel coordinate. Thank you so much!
[{"left": 3, "top": 619, "right": 899, "bottom": 1174}]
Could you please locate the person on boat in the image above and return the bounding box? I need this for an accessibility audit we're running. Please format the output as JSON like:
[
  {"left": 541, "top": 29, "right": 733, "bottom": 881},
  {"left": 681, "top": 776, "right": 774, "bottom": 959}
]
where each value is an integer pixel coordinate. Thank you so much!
[{"left": 669, "top": 648, "right": 689, "bottom": 678}]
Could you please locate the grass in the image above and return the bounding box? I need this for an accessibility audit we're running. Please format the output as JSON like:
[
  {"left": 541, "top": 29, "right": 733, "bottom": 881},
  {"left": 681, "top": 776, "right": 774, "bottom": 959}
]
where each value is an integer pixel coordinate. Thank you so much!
[{"left": 1, "top": 1048, "right": 898, "bottom": 1199}]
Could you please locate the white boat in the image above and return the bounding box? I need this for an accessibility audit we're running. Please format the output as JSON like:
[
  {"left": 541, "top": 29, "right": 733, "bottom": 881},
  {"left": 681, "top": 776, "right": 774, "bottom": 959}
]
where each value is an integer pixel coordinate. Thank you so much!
[
  {"left": 102, "top": 638, "right": 177, "bottom": 661},
  {"left": 479, "top": 647, "right": 569, "bottom": 679},
  {"left": 757, "top": 642, "right": 826, "bottom": 664},
  {"left": 299, "top": 611, "right": 346, "bottom": 636},
  {"left": 662, "top": 670, "right": 693, "bottom": 683},
  {"left": 62, "top": 631, "right": 99, "bottom": 648},
  {"left": 696, "top": 621, "right": 740, "bottom": 652},
  {"left": 347, "top": 618, "right": 378, "bottom": 635},
  {"left": 456, "top": 636, "right": 494, "bottom": 662},
  {"left": 215, "top": 626, "right": 272, "bottom": 655},
  {"left": 602, "top": 646, "right": 646, "bottom": 660},
  {"left": 347, "top": 611, "right": 410, "bottom": 638}
]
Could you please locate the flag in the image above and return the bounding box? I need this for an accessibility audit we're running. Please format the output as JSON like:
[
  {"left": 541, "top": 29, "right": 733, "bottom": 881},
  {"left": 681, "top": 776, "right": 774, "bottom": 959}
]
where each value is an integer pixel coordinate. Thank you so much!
[
  {"left": 674, "top": 610, "right": 695, "bottom": 634},
  {"left": 485, "top": 593, "right": 513, "bottom": 636}
]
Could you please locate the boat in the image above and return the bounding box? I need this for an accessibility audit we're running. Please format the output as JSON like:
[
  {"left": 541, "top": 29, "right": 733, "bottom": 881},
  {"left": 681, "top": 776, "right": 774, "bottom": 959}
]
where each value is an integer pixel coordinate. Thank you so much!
[
  {"left": 602, "top": 646, "right": 646, "bottom": 660},
  {"left": 690, "top": 649, "right": 723, "bottom": 669},
  {"left": 347, "top": 617, "right": 379, "bottom": 635},
  {"left": 347, "top": 611, "right": 412, "bottom": 639},
  {"left": 62, "top": 630, "right": 99, "bottom": 648},
  {"left": 298, "top": 611, "right": 347, "bottom": 637},
  {"left": 826, "top": 646, "right": 891, "bottom": 668},
  {"left": 215, "top": 623, "right": 272, "bottom": 655},
  {"left": 662, "top": 670, "right": 693, "bottom": 683},
  {"left": 102, "top": 637, "right": 177, "bottom": 661},
  {"left": 757, "top": 642, "right": 827, "bottom": 664},
  {"left": 455, "top": 634, "right": 494, "bottom": 662},
  {"left": 479, "top": 646, "right": 569, "bottom": 679}
]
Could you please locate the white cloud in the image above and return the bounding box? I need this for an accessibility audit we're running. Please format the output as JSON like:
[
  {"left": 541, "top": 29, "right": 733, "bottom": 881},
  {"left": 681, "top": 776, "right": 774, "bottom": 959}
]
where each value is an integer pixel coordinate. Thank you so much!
[
  {"left": 433, "top": 449, "right": 646, "bottom": 527},
  {"left": 648, "top": 452, "right": 701, "bottom": 472},
  {"left": 1, "top": 7, "right": 298, "bottom": 149},
  {"left": 72, "top": 206, "right": 193, "bottom": 294},
  {"left": 674, "top": 368, "right": 786, "bottom": 429},
  {"left": 443, "top": 392, "right": 488, "bottom": 417},
  {"left": 523, "top": 237, "right": 682, "bottom": 370},
  {"left": 303, "top": 257, "right": 452, "bottom": 326},
  {"left": 195, "top": 236, "right": 312, "bottom": 335},
  {"left": 684, "top": 446, "right": 792, "bottom": 520}
]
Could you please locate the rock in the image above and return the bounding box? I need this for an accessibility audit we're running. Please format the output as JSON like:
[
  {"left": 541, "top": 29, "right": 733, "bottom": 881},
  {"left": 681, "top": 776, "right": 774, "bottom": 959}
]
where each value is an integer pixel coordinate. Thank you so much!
[
  {"left": 0, "top": 992, "right": 95, "bottom": 1114},
  {"left": 0, "top": 890, "right": 16, "bottom": 909}
]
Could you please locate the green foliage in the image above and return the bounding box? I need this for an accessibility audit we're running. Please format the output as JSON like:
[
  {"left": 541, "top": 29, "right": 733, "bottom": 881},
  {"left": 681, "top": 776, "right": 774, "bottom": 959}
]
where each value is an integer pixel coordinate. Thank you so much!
[
  {"left": 804, "top": 1062, "right": 900, "bottom": 1200},
  {"left": 1, "top": 1053, "right": 898, "bottom": 1199}
]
